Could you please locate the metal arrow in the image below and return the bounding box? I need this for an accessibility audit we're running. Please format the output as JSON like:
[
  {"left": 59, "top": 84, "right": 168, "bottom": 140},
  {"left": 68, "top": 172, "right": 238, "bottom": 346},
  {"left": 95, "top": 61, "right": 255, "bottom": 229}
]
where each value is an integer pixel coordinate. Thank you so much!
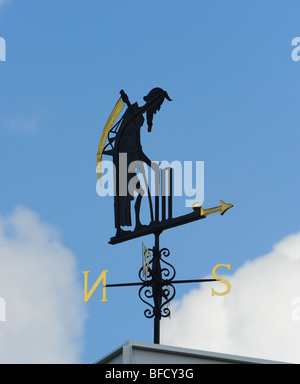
[{"left": 193, "top": 200, "right": 234, "bottom": 217}]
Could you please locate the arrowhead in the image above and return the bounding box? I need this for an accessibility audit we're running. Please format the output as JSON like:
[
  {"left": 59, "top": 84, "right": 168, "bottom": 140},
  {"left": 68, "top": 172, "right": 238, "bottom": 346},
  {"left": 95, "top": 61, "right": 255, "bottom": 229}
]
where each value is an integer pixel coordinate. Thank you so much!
[{"left": 219, "top": 200, "right": 234, "bottom": 215}]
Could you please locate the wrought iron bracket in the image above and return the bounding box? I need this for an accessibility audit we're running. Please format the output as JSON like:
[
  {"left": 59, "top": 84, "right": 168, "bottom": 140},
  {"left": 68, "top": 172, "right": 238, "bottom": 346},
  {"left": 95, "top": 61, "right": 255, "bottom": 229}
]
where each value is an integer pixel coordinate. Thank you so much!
[{"left": 138, "top": 245, "right": 176, "bottom": 320}]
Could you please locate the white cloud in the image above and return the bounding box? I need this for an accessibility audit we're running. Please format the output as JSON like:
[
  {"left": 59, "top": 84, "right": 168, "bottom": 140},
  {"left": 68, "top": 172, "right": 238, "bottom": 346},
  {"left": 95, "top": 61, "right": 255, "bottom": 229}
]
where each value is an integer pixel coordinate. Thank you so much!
[
  {"left": 0, "top": 206, "right": 87, "bottom": 363},
  {"left": 161, "top": 232, "right": 300, "bottom": 363}
]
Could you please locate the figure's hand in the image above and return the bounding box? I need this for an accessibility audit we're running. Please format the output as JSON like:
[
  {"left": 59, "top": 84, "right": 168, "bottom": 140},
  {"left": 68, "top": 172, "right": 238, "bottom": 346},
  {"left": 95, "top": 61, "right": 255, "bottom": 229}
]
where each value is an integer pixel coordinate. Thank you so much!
[{"left": 120, "top": 90, "right": 131, "bottom": 108}]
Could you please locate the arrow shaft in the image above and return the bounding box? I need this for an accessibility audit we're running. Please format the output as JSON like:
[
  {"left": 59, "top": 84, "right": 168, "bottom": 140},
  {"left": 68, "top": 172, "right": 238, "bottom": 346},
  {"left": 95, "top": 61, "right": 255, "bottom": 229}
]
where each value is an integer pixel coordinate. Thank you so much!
[{"left": 201, "top": 205, "right": 221, "bottom": 216}]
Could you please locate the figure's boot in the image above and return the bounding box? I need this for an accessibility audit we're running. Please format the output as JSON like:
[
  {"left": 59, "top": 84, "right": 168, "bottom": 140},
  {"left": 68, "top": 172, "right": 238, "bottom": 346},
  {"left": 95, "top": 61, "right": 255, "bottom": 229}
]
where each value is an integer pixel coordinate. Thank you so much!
[
  {"left": 135, "top": 195, "right": 148, "bottom": 231},
  {"left": 115, "top": 226, "right": 131, "bottom": 238}
]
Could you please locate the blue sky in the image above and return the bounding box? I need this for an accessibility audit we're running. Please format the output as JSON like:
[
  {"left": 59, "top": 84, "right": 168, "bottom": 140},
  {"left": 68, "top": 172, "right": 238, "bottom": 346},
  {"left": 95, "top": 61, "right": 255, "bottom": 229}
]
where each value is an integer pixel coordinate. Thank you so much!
[{"left": 0, "top": 0, "right": 299, "bottom": 363}]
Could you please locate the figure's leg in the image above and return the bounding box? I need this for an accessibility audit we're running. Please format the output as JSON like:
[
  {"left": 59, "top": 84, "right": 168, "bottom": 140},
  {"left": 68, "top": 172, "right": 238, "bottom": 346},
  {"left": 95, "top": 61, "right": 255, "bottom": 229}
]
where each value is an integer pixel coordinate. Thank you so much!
[
  {"left": 115, "top": 196, "right": 132, "bottom": 236},
  {"left": 134, "top": 181, "right": 144, "bottom": 229}
]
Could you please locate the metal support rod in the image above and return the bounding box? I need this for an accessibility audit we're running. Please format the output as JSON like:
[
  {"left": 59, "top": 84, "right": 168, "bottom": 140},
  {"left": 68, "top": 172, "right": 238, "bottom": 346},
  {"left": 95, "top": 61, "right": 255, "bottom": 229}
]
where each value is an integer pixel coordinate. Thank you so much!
[
  {"left": 152, "top": 232, "right": 161, "bottom": 344},
  {"left": 106, "top": 278, "right": 216, "bottom": 288}
]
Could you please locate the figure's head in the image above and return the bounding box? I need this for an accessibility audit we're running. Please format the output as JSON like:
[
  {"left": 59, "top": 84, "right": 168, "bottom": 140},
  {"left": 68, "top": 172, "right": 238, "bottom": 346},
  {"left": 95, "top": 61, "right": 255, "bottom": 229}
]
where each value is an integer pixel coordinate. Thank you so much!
[{"left": 143, "top": 88, "right": 172, "bottom": 132}]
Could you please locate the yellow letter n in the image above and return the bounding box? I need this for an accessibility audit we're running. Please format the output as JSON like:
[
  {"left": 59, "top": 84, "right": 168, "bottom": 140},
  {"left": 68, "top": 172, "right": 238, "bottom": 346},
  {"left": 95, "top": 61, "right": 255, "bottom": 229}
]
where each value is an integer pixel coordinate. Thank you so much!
[{"left": 82, "top": 270, "right": 109, "bottom": 303}]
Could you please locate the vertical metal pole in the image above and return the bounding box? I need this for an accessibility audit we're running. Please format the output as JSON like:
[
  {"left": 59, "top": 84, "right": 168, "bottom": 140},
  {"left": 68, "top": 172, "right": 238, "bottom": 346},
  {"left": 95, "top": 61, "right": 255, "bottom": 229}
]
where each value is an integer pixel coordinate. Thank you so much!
[
  {"left": 152, "top": 232, "right": 161, "bottom": 344},
  {"left": 154, "top": 317, "right": 160, "bottom": 344}
]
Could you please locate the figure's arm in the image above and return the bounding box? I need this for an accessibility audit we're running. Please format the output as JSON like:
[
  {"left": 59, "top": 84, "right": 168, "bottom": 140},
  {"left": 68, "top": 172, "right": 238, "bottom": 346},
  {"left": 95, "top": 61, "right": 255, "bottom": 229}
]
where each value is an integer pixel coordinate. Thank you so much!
[
  {"left": 138, "top": 150, "right": 152, "bottom": 167},
  {"left": 120, "top": 89, "right": 156, "bottom": 169},
  {"left": 138, "top": 150, "right": 160, "bottom": 175}
]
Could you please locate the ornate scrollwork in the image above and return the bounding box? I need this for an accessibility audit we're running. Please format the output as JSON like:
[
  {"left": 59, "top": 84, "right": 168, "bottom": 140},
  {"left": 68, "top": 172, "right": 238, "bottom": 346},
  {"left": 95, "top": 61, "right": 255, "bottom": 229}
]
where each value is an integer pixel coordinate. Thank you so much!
[
  {"left": 138, "top": 246, "right": 176, "bottom": 319},
  {"left": 160, "top": 248, "right": 176, "bottom": 282}
]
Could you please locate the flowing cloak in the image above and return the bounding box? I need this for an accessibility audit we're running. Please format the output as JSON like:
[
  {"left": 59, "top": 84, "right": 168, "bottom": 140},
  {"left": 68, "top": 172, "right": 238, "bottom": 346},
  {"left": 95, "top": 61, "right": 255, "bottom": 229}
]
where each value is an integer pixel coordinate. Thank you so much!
[{"left": 113, "top": 102, "right": 146, "bottom": 228}]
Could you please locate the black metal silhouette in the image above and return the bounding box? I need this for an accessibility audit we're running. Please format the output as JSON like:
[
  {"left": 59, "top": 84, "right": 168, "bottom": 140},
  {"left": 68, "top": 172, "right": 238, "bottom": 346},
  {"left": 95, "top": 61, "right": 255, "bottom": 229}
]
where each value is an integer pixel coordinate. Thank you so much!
[
  {"left": 102, "top": 88, "right": 172, "bottom": 241},
  {"left": 99, "top": 88, "right": 233, "bottom": 344}
]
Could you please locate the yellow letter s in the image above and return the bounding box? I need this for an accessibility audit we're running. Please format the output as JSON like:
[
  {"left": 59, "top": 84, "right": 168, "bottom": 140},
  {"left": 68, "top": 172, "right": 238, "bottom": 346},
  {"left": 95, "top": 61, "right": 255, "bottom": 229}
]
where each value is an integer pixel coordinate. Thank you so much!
[{"left": 212, "top": 263, "right": 231, "bottom": 296}]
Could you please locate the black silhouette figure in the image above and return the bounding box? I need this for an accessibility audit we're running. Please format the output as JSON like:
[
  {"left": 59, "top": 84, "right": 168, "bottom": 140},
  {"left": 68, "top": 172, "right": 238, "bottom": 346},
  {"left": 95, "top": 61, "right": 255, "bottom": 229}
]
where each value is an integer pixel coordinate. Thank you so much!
[{"left": 103, "top": 88, "right": 171, "bottom": 238}]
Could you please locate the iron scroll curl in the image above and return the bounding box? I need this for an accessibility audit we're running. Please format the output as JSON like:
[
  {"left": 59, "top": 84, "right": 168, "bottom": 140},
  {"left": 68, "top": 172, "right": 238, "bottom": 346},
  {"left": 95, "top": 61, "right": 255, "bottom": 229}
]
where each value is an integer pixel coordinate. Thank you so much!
[{"left": 138, "top": 247, "right": 176, "bottom": 319}]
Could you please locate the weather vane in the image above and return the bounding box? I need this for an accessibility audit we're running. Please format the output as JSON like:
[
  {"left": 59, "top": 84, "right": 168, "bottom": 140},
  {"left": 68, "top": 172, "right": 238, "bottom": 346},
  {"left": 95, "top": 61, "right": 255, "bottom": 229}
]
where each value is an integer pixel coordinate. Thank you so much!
[{"left": 96, "top": 88, "right": 233, "bottom": 344}]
